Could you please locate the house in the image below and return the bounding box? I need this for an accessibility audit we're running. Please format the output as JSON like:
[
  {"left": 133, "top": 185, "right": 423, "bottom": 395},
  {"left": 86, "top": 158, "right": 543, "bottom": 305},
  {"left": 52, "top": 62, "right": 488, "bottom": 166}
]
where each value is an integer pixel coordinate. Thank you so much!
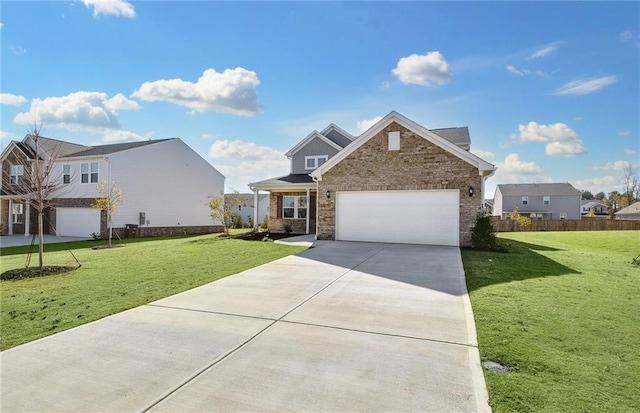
[
  {"left": 250, "top": 111, "right": 496, "bottom": 247},
  {"left": 492, "top": 183, "right": 581, "bottom": 220},
  {"left": 225, "top": 193, "right": 269, "bottom": 227},
  {"left": 1, "top": 135, "right": 225, "bottom": 238},
  {"left": 581, "top": 200, "right": 609, "bottom": 217},
  {"left": 615, "top": 201, "right": 640, "bottom": 220}
]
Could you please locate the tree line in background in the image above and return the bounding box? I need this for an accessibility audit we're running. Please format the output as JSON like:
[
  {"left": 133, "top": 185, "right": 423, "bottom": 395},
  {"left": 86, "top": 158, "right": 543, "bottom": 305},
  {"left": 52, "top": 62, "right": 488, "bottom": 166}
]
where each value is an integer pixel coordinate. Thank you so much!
[{"left": 580, "top": 165, "right": 639, "bottom": 216}]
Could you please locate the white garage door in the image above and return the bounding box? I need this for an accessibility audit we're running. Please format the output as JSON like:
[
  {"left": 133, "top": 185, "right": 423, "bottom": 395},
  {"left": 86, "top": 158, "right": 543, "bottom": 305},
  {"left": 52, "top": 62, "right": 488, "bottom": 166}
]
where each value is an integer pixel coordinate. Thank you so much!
[
  {"left": 56, "top": 207, "right": 101, "bottom": 238},
  {"left": 335, "top": 190, "right": 459, "bottom": 246}
]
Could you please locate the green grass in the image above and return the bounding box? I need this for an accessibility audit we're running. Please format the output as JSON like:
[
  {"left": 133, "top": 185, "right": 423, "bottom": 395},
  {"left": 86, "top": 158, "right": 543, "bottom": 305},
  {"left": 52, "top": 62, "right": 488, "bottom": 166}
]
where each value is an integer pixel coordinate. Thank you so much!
[
  {"left": 0, "top": 233, "right": 306, "bottom": 350},
  {"left": 462, "top": 231, "right": 640, "bottom": 412}
]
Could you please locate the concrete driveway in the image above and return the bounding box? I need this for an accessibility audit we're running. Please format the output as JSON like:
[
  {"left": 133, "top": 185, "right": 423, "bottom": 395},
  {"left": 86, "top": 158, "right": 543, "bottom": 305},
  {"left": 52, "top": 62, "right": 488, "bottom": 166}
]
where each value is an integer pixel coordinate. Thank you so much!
[{"left": 0, "top": 241, "right": 490, "bottom": 412}]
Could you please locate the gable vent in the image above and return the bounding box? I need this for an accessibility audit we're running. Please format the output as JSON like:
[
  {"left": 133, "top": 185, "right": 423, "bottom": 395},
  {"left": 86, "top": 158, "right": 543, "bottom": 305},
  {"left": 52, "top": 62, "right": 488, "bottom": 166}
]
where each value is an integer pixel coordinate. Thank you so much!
[{"left": 388, "top": 131, "right": 400, "bottom": 151}]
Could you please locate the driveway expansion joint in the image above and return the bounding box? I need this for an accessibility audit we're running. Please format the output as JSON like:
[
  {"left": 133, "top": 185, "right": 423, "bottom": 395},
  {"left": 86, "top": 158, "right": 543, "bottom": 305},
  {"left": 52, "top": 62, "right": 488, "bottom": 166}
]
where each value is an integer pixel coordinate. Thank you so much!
[{"left": 145, "top": 304, "right": 276, "bottom": 322}]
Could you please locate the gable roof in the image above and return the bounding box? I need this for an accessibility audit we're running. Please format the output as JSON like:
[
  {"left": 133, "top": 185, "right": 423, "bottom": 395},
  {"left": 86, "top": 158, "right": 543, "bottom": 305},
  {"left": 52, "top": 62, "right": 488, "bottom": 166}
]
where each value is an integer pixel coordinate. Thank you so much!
[
  {"left": 25, "top": 135, "right": 91, "bottom": 158},
  {"left": 429, "top": 127, "right": 470, "bottom": 151},
  {"left": 285, "top": 131, "right": 343, "bottom": 157},
  {"left": 581, "top": 200, "right": 608, "bottom": 207},
  {"left": 615, "top": 201, "right": 640, "bottom": 216},
  {"left": 320, "top": 124, "right": 355, "bottom": 144},
  {"left": 60, "top": 139, "right": 172, "bottom": 158},
  {"left": 310, "top": 111, "right": 495, "bottom": 180},
  {"left": 497, "top": 183, "right": 580, "bottom": 196}
]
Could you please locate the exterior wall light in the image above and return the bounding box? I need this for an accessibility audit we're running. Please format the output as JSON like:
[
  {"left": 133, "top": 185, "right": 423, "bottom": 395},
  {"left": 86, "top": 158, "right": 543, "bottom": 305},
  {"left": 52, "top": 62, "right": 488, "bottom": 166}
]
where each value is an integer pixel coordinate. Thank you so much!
[
  {"left": 468, "top": 186, "right": 474, "bottom": 197},
  {"left": 326, "top": 190, "right": 331, "bottom": 199}
]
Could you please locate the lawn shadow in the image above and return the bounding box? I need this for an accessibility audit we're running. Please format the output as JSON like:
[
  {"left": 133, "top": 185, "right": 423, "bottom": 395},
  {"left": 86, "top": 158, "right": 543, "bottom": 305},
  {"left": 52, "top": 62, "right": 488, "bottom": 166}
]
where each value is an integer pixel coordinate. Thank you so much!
[{"left": 463, "top": 239, "right": 581, "bottom": 293}]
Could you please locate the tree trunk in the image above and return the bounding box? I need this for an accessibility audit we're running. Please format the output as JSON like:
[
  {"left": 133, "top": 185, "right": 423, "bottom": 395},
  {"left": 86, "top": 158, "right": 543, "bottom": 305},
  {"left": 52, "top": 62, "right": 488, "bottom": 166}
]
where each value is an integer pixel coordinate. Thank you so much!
[{"left": 38, "top": 201, "right": 44, "bottom": 270}]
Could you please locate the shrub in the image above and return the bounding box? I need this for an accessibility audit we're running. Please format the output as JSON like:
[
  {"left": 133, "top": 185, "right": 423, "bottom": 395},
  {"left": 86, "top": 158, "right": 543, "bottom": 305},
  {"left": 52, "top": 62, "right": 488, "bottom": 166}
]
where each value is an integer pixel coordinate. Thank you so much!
[
  {"left": 232, "top": 214, "right": 243, "bottom": 229},
  {"left": 471, "top": 212, "right": 503, "bottom": 251}
]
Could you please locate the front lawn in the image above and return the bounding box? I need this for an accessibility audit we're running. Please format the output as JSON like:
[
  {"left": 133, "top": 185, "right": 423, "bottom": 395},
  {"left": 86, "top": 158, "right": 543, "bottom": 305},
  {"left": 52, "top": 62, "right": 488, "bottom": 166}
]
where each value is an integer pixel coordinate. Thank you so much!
[
  {"left": 0, "top": 234, "right": 306, "bottom": 350},
  {"left": 462, "top": 231, "right": 639, "bottom": 412}
]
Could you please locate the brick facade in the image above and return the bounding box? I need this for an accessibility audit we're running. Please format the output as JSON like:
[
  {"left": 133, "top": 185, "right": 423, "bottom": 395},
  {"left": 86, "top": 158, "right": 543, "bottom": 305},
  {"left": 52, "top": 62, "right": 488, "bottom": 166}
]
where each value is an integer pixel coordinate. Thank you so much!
[
  {"left": 268, "top": 191, "right": 316, "bottom": 234},
  {"left": 316, "top": 122, "right": 483, "bottom": 247}
]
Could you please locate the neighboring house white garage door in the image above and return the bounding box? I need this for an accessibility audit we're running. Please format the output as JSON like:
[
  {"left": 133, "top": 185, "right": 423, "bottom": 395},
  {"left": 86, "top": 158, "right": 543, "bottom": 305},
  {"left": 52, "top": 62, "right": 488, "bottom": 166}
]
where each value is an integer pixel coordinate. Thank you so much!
[
  {"left": 335, "top": 190, "right": 460, "bottom": 246},
  {"left": 56, "top": 207, "right": 101, "bottom": 238}
]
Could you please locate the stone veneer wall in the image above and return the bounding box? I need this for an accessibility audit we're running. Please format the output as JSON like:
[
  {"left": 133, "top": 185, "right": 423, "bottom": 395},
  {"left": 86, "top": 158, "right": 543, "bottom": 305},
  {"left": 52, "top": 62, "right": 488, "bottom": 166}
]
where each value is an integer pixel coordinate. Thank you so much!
[
  {"left": 0, "top": 200, "right": 8, "bottom": 234},
  {"left": 268, "top": 191, "right": 316, "bottom": 234},
  {"left": 316, "top": 122, "right": 483, "bottom": 247}
]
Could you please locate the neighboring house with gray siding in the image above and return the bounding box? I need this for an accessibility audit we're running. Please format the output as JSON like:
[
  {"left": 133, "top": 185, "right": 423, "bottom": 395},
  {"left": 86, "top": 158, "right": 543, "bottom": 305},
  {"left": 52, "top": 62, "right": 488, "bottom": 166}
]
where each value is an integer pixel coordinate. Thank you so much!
[
  {"left": 581, "top": 200, "right": 609, "bottom": 216},
  {"left": 493, "top": 183, "right": 581, "bottom": 220},
  {"left": 1, "top": 135, "right": 224, "bottom": 238}
]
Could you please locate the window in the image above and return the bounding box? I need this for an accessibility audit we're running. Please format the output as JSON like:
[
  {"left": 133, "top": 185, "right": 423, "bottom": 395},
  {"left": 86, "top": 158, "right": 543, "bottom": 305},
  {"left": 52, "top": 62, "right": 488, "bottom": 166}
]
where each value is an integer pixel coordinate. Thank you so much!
[
  {"left": 9, "top": 165, "right": 24, "bottom": 185},
  {"left": 304, "top": 155, "right": 328, "bottom": 170},
  {"left": 12, "top": 203, "right": 24, "bottom": 224},
  {"left": 543, "top": 196, "right": 550, "bottom": 205},
  {"left": 559, "top": 213, "right": 567, "bottom": 220},
  {"left": 522, "top": 196, "right": 528, "bottom": 205},
  {"left": 530, "top": 213, "right": 543, "bottom": 220},
  {"left": 63, "top": 164, "right": 71, "bottom": 184},
  {"left": 81, "top": 162, "right": 98, "bottom": 183},
  {"left": 283, "top": 196, "right": 307, "bottom": 219}
]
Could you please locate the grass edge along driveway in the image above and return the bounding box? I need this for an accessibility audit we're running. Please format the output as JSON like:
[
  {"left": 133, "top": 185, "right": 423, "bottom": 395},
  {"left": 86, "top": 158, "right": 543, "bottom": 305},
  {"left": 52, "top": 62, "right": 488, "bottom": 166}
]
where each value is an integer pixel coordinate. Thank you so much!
[
  {"left": 462, "top": 231, "right": 639, "bottom": 413},
  {"left": 1, "top": 234, "right": 306, "bottom": 350}
]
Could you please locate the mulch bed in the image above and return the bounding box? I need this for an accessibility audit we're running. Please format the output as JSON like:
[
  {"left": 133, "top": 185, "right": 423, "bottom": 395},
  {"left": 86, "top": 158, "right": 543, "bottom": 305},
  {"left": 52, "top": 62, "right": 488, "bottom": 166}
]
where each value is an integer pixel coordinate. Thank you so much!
[
  {"left": 234, "top": 231, "right": 298, "bottom": 241},
  {"left": 1, "top": 266, "right": 78, "bottom": 281}
]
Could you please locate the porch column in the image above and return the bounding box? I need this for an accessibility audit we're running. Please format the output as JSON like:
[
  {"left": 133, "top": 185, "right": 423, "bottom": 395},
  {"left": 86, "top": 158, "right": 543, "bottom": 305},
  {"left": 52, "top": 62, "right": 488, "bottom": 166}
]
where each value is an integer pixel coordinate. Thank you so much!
[
  {"left": 8, "top": 199, "right": 13, "bottom": 235},
  {"left": 306, "top": 187, "right": 310, "bottom": 234},
  {"left": 24, "top": 202, "right": 30, "bottom": 236},
  {"left": 253, "top": 188, "right": 259, "bottom": 231}
]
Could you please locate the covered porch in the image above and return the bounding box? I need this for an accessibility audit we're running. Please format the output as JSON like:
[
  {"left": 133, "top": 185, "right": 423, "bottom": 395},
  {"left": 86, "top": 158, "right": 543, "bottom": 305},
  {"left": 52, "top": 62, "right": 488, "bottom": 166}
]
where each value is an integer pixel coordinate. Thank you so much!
[
  {"left": 249, "top": 174, "right": 318, "bottom": 235},
  {"left": 1, "top": 192, "right": 31, "bottom": 236}
]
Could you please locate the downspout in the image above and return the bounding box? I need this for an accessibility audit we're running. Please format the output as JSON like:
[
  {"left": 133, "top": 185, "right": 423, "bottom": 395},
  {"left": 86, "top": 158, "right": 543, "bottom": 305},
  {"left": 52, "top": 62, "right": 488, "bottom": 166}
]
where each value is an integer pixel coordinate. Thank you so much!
[{"left": 311, "top": 176, "right": 319, "bottom": 240}]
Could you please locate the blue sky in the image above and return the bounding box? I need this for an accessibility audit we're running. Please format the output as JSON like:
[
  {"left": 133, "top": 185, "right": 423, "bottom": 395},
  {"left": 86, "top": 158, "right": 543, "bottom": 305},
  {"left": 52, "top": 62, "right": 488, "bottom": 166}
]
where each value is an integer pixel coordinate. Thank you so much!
[{"left": 1, "top": 1, "right": 638, "bottom": 196}]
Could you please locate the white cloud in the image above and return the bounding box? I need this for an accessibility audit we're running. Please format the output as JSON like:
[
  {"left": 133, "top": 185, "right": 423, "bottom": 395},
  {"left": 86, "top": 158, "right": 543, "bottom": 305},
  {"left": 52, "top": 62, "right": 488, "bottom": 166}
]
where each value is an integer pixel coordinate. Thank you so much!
[
  {"left": 392, "top": 51, "right": 451, "bottom": 87},
  {"left": 10, "top": 44, "right": 27, "bottom": 55},
  {"left": 618, "top": 130, "right": 631, "bottom": 137},
  {"left": 487, "top": 153, "right": 549, "bottom": 195},
  {"left": 591, "top": 160, "right": 631, "bottom": 171},
  {"left": 571, "top": 175, "right": 619, "bottom": 195},
  {"left": 624, "top": 149, "right": 638, "bottom": 156},
  {"left": 471, "top": 149, "right": 495, "bottom": 160},
  {"left": 620, "top": 30, "right": 635, "bottom": 42},
  {"left": 528, "top": 41, "right": 562, "bottom": 59},
  {"left": 82, "top": 0, "right": 135, "bottom": 18},
  {"left": 506, "top": 65, "right": 524, "bottom": 76},
  {"left": 102, "top": 130, "right": 145, "bottom": 143},
  {"left": 511, "top": 121, "right": 587, "bottom": 157},
  {"left": 356, "top": 116, "right": 383, "bottom": 133},
  {"left": 573, "top": 116, "right": 583, "bottom": 121},
  {"left": 553, "top": 76, "right": 618, "bottom": 96},
  {"left": 207, "top": 139, "right": 289, "bottom": 192},
  {"left": 381, "top": 81, "right": 391, "bottom": 89},
  {"left": 132, "top": 67, "right": 262, "bottom": 116},
  {"left": 0, "top": 93, "right": 27, "bottom": 106},
  {"left": 14, "top": 91, "right": 140, "bottom": 131},
  {"left": 0, "top": 23, "right": 3, "bottom": 30},
  {"left": 546, "top": 141, "right": 588, "bottom": 157},
  {"left": 500, "top": 153, "right": 543, "bottom": 174}
]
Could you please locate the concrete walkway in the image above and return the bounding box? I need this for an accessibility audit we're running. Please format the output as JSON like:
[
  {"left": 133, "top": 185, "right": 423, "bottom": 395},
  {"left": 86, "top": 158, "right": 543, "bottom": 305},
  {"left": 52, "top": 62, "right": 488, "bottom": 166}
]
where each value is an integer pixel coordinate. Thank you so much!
[{"left": 0, "top": 241, "right": 490, "bottom": 412}]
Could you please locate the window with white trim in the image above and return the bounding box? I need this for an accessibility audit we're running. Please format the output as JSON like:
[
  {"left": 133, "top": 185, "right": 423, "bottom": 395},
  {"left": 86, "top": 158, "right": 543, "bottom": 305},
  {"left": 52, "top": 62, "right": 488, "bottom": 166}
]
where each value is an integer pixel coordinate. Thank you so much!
[
  {"left": 283, "top": 196, "right": 307, "bottom": 219},
  {"left": 12, "top": 203, "right": 24, "bottom": 224},
  {"left": 81, "top": 162, "right": 98, "bottom": 183},
  {"left": 9, "top": 165, "right": 24, "bottom": 185},
  {"left": 304, "top": 155, "right": 328, "bottom": 170},
  {"left": 543, "top": 195, "right": 550, "bottom": 205},
  {"left": 522, "top": 196, "right": 528, "bottom": 205},
  {"left": 63, "top": 164, "right": 71, "bottom": 184},
  {"left": 559, "top": 213, "right": 567, "bottom": 220}
]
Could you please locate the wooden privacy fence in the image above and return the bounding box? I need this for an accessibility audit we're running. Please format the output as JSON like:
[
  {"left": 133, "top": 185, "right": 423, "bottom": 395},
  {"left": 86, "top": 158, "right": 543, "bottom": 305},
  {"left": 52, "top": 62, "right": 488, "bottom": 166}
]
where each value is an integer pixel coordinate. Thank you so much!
[{"left": 491, "top": 217, "right": 640, "bottom": 232}]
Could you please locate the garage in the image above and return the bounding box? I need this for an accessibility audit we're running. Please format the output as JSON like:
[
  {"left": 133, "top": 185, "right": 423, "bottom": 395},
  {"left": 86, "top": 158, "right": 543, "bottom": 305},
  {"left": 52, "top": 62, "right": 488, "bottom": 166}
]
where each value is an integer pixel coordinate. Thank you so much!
[
  {"left": 335, "top": 190, "right": 460, "bottom": 246},
  {"left": 56, "top": 207, "right": 101, "bottom": 238}
]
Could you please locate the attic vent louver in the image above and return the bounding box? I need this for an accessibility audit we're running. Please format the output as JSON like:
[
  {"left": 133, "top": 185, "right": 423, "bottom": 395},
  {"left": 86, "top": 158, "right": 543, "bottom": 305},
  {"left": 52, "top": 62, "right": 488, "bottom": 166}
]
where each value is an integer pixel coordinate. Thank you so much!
[{"left": 388, "top": 131, "right": 400, "bottom": 151}]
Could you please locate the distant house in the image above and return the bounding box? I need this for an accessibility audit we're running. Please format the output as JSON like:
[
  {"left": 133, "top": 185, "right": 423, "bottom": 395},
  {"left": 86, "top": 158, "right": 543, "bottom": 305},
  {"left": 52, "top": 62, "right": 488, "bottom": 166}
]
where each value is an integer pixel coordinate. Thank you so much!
[
  {"left": 225, "top": 193, "right": 269, "bottom": 226},
  {"left": 581, "top": 200, "right": 609, "bottom": 217},
  {"left": 615, "top": 201, "right": 640, "bottom": 220},
  {"left": 492, "top": 183, "right": 581, "bottom": 220},
  {"left": 1, "top": 135, "right": 225, "bottom": 238}
]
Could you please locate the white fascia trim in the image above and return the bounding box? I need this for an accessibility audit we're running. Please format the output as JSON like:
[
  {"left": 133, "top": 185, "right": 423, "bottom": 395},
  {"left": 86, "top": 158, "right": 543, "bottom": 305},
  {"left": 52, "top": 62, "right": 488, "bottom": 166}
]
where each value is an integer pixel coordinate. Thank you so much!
[
  {"left": 320, "top": 123, "right": 356, "bottom": 141},
  {"left": 311, "top": 111, "right": 496, "bottom": 180},
  {"left": 285, "top": 131, "right": 343, "bottom": 157},
  {"left": 0, "top": 141, "right": 21, "bottom": 162}
]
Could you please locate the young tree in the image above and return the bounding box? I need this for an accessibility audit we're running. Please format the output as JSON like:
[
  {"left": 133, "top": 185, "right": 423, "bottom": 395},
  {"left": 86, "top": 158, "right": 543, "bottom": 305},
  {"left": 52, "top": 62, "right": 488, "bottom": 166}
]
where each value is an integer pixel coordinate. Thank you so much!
[
  {"left": 208, "top": 191, "right": 243, "bottom": 234},
  {"left": 2, "top": 126, "right": 66, "bottom": 269},
  {"left": 621, "top": 165, "right": 639, "bottom": 206},
  {"left": 510, "top": 206, "right": 532, "bottom": 227},
  {"left": 92, "top": 181, "right": 123, "bottom": 247}
]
